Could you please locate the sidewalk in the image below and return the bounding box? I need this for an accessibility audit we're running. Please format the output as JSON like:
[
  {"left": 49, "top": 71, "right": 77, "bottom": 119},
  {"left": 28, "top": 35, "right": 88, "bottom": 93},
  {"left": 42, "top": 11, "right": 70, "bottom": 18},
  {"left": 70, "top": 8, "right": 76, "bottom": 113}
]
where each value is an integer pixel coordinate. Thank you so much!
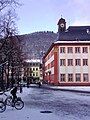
[{"left": 29, "top": 84, "right": 90, "bottom": 93}]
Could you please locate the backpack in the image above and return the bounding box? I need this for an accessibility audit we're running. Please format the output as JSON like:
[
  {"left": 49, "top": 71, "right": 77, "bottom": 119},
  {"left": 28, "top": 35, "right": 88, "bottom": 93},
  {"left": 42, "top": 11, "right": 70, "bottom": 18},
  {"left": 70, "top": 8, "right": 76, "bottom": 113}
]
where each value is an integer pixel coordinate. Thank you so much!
[{"left": 10, "top": 87, "right": 17, "bottom": 95}]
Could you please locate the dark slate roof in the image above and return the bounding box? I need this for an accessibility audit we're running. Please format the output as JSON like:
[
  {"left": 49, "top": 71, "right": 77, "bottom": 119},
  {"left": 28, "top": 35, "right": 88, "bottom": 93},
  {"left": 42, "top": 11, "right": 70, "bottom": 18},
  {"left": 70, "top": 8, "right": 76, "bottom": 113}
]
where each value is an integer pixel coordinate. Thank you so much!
[{"left": 58, "top": 26, "right": 90, "bottom": 41}]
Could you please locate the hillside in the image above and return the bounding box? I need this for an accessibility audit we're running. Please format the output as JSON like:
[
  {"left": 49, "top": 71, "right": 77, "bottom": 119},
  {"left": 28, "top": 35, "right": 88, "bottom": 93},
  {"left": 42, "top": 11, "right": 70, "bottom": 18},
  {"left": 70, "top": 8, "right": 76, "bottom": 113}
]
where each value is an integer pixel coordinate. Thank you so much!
[{"left": 18, "top": 31, "right": 58, "bottom": 59}]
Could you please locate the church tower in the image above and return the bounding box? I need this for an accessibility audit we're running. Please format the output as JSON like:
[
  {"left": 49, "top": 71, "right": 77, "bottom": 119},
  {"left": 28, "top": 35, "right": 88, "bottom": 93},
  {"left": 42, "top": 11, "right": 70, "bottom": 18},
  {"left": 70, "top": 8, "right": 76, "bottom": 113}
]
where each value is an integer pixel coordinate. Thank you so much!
[{"left": 57, "top": 17, "right": 66, "bottom": 32}]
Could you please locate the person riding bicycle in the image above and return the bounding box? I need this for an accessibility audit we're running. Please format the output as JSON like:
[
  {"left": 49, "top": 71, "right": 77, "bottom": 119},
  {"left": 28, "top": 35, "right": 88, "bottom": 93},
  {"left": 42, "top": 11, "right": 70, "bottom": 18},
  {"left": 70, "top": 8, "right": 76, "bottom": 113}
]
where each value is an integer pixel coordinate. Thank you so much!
[{"left": 10, "top": 86, "right": 17, "bottom": 104}]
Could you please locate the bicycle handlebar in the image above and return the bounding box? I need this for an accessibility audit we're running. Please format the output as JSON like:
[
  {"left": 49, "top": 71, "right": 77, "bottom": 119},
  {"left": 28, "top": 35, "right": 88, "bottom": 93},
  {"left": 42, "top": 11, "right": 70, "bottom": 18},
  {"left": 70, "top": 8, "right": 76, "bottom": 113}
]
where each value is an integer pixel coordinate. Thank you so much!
[{"left": 0, "top": 90, "right": 10, "bottom": 97}]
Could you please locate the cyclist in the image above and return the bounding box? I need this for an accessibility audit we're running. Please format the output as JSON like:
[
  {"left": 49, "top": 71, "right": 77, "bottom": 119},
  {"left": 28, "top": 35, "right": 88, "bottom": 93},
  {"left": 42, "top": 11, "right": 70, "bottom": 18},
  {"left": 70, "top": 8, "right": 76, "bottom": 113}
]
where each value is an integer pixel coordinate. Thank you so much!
[{"left": 10, "top": 86, "right": 17, "bottom": 105}]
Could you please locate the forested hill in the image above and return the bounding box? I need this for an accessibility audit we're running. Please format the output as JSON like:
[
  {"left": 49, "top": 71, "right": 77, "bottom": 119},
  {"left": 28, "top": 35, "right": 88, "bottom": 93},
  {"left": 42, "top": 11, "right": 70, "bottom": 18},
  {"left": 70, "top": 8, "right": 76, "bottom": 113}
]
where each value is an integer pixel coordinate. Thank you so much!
[{"left": 18, "top": 31, "right": 58, "bottom": 59}]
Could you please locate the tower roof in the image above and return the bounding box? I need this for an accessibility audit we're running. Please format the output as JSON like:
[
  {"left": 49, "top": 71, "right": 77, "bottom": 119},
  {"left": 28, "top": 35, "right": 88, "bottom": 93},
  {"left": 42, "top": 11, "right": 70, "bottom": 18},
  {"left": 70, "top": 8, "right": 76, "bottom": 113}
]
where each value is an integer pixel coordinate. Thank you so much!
[{"left": 57, "top": 17, "right": 66, "bottom": 25}]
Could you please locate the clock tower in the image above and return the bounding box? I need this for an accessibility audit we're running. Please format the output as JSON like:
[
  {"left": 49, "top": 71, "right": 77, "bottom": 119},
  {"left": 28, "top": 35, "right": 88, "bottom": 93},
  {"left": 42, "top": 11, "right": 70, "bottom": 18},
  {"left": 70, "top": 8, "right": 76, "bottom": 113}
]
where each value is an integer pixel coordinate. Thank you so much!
[{"left": 57, "top": 17, "right": 66, "bottom": 32}]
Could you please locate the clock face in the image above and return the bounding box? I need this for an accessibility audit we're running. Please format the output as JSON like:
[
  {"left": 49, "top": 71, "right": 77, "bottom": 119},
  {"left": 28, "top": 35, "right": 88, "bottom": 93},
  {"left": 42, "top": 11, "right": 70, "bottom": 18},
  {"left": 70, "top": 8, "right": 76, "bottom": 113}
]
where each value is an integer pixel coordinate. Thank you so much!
[{"left": 60, "top": 23, "right": 64, "bottom": 28}]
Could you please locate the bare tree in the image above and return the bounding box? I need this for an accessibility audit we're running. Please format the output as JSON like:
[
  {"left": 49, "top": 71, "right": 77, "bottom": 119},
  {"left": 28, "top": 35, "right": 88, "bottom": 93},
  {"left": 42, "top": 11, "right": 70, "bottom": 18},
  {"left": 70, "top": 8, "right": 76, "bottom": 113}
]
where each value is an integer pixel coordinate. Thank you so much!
[
  {"left": 0, "top": 0, "right": 20, "bottom": 11},
  {"left": 0, "top": 0, "right": 22, "bottom": 90},
  {"left": 0, "top": 0, "right": 20, "bottom": 47},
  {"left": 0, "top": 10, "right": 18, "bottom": 37}
]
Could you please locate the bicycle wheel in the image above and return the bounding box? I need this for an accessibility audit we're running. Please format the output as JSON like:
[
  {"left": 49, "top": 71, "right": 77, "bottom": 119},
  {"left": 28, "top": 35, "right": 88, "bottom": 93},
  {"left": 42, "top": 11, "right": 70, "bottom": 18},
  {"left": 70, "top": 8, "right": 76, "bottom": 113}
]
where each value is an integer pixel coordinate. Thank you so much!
[
  {"left": 0, "top": 101, "right": 6, "bottom": 113},
  {"left": 5, "top": 96, "right": 12, "bottom": 106},
  {"left": 14, "top": 100, "right": 24, "bottom": 110}
]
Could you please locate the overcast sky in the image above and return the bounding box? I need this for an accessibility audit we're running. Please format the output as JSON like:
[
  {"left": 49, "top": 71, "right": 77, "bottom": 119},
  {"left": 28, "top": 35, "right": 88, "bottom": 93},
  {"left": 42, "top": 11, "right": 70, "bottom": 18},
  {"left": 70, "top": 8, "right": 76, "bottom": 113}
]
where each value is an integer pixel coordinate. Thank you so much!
[{"left": 16, "top": 0, "right": 90, "bottom": 35}]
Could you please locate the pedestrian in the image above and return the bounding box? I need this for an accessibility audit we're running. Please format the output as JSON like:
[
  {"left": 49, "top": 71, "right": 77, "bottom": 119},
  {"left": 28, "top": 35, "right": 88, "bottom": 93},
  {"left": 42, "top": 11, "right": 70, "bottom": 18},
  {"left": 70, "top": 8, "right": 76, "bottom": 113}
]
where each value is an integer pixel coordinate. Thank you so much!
[
  {"left": 20, "top": 84, "right": 22, "bottom": 93},
  {"left": 38, "top": 80, "right": 42, "bottom": 88}
]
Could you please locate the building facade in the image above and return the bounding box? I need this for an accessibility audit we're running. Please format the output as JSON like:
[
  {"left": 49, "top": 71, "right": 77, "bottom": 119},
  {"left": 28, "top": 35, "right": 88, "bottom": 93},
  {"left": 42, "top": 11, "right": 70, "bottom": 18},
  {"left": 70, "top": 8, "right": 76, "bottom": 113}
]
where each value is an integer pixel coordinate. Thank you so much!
[
  {"left": 23, "top": 59, "right": 42, "bottom": 83},
  {"left": 43, "top": 18, "right": 90, "bottom": 86}
]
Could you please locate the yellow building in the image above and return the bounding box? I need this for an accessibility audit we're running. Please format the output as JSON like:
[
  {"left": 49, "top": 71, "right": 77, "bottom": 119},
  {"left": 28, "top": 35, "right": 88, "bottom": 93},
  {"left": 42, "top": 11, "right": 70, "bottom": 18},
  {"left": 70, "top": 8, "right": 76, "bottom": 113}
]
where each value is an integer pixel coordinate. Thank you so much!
[{"left": 23, "top": 59, "right": 42, "bottom": 83}]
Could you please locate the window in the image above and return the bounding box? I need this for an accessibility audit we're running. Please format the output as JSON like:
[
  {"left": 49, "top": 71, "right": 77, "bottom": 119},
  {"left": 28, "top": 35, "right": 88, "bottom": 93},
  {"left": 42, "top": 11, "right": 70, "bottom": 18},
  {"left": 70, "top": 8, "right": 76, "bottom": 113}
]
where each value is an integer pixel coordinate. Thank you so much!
[
  {"left": 30, "top": 68, "right": 32, "bottom": 71},
  {"left": 75, "top": 59, "right": 81, "bottom": 66},
  {"left": 30, "top": 63, "right": 32, "bottom": 66},
  {"left": 83, "top": 74, "right": 89, "bottom": 82},
  {"left": 36, "top": 72, "right": 38, "bottom": 76},
  {"left": 48, "top": 63, "right": 50, "bottom": 69},
  {"left": 27, "top": 68, "right": 29, "bottom": 71},
  {"left": 36, "top": 68, "right": 38, "bottom": 71},
  {"left": 75, "top": 74, "right": 81, "bottom": 82},
  {"left": 68, "top": 59, "right": 73, "bottom": 66},
  {"left": 33, "top": 68, "right": 35, "bottom": 71},
  {"left": 83, "top": 59, "right": 88, "bottom": 66},
  {"left": 75, "top": 47, "right": 80, "bottom": 53},
  {"left": 68, "top": 74, "right": 73, "bottom": 82},
  {"left": 33, "top": 63, "right": 35, "bottom": 66},
  {"left": 36, "top": 63, "right": 39, "bottom": 66},
  {"left": 67, "top": 47, "right": 73, "bottom": 53},
  {"left": 60, "top": 47, "right": 65, "bottom": 53},
  {"left": 30, "top": 73, "right": 32, "bottom": 76},
  {"left": 60, "top": 59, "right": 66, "bottom": 66},
  {"left": 33, "top": 73, "right": 35, "bottom": 76},
  {"left": 48, "top": 54, "right": 51, "bottom": 59},
  {"left": 51, "top": 61, "right": 54, "bottom": 67},
  {"left": 82, "top": 47, "right": 88, "bottom": 53},
  {"left": 60, "top": 74, "right": 66, "bottom": 82},
  {"left": 45, "top": 66, "right": 47, "bottom": 71}
]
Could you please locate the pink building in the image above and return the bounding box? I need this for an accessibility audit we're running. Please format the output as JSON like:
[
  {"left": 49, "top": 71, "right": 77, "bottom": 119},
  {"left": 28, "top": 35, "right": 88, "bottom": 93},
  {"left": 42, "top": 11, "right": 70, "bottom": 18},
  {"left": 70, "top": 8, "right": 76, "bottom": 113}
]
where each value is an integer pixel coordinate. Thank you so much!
[{"left": 43, "top": 18, "right": 90, "bottom": 86}]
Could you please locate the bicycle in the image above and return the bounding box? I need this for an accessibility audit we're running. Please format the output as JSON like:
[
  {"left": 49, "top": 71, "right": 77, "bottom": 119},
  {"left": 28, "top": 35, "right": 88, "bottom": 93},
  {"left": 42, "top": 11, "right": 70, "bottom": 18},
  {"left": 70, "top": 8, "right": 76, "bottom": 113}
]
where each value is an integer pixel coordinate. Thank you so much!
[
  {"left": 0, "top": 98, "right": 6, "bottom": 113},
  {"left": 0, "top": 92, "right": 24, "bottom": 113}
]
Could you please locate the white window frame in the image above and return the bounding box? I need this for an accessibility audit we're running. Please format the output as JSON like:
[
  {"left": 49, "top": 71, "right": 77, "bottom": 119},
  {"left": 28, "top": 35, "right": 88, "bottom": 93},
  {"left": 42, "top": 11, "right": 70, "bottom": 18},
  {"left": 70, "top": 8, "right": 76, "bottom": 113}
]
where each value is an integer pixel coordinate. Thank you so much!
[
  {"left": 60, "top": 47, "right": 65, "bottom": 53},
  {"left": 60, "top": 59, "right": 66, "bottom": 66},
  {"left": 60, "top": 74, "right": 66, "bottom": 82},
  {"left": 83, "top": 74, "right": 89, "bottom": 82},
  {"left": 75, "top": 74, "right": 81, "bottom": 82},
  {"left": 68, "top": 74, "right": 73, "bottom": 82},
  {"left": 68, "top": 59, "right": 73, "bottom": 66}
]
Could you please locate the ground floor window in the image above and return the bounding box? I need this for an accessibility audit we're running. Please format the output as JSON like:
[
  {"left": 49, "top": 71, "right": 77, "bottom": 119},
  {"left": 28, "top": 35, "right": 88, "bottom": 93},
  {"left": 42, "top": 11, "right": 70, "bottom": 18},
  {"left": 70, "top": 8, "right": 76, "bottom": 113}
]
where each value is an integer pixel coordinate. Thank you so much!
[
  {"left": 59, "top": 73, "right": 89, "bottom": 83},
  {"left": 68, "top": 74, "right": 73, "bottom": 82},
  {"left": 60, "top": 74, "right": 66, "bottom": 82},
  {"left": 36, "top": 72, "right": 38, "bottom": 76},
  {"left": 83, "top": 74, "right": 89, "bottom": 82},
  {"left": 75, "top": 74, "right": 81, "bottom": 82}
]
